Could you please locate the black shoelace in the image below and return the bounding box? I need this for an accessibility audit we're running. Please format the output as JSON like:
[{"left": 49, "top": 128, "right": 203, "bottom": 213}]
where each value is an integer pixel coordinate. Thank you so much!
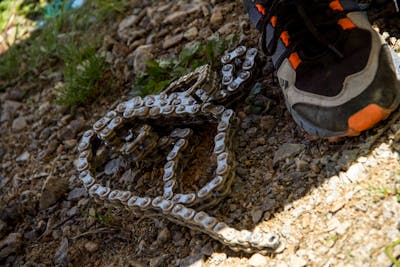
[{"left": 258, "top": 0, "right": 360, "bottom": 61}]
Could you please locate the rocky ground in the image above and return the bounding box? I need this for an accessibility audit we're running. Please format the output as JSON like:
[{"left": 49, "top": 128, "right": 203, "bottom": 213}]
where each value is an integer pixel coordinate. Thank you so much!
[{"left": 1, "top": 0, "right": 400, "bottom": 266}]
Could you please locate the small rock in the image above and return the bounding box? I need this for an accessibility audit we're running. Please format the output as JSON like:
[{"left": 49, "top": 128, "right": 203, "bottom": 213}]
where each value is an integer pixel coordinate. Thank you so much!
[
  {"left": 104, "top": 157, "right": 126, "bottom": 176},
  {"left": 156, "top": 228, "right": 171, "bottom": 244},
  {"left": 67, "top": 188, "right": 87, "bottom": 202},
  {"left": 210, "top": 8, "right": 223, "bottom": 25},
  {"left": 0, "top": 233, "right": 22, "bottom": 260},
  {"left": 345, "top": 163, "right": 365, "bottom": 182},
  {"left": 63, "top": 139, "right": 77, "bottom": 149},
  {"left": 1, "top": 100, "right": 23, "bottom": 122},
  {"left": 396, "top": 216, "right": 400, "bottom": 230},
  {"left": 12, "top": 116, "right": 27, "bottom": 132},
  {"left": 57, "top": 118, "right": 84, "bottom": 140},
  {"left": 5, "top": 88, "right": 24, "bottom": 101},
  {"left": 200, "top": 244, "right": 213, "bottom": 256},
  {"left": 289, "top": 255, "right": 307, "bottom": 267},
  {"left": 217, "top": 22, "right": 237, "bottom": 35},
  {"left": 295, "top": 159, "right": 309, "bottom": 172},
  {"left": 118, "top": 15, "right": 139, "bottom": 34},
  {"left": 66, "top": 206, "right": 79, "bottom": 217},
  {"left": 236, "top": 167, "right": 249, "bottom": 178},
  {"left": 251, "top": 206, "right": 264, "bottom": 224},
  {"left": 84, "top": 241, "right": 99, "bottom": 253},
  {"left": 129, "top": 44, "right": 154, "bottom": 74},
  {"left": 150, "top": 254, "right": 170, "bottom": 267},
  {"left": 163, "top": 34, "right": 184, "bottom": 49},
  {"left": 179, "top": 254, "right": 205, "bottom": 267},
  {"left": 273, "top": 143, "right": 305, "bottom": 165},
  {"left": 208, "top": 253, "right": 227, "bottom": 265},
  {"left": 38, "top": 101, "right": 51, "bottom": 116},
  {"left": 0, "top": 220, "right": 6, "bottom": 239},
  {"left": 16, "top": 151, "right": 30, "bottom": 162},
  {"left": 246, "top": 127, "right": 258, "bottom": 137},
  {"left": 163, "top": 10, "right": 189, "bottom": 24},
  {"left": 249, "top": 253, "right": 268, "bottom": 267},
  {"left": 39, "top": 175, "right": 69, "bottom": 210},
  {"left": 259, "top": 115, "right": 275, "bottom": 132},
  {"left": 24, "top": 230, "right": 36, "bottom": 241},
  {"left": 54, "top": 238, "right": 68, "bottom": 267},
  {"left": 330, "top": 201, "right": 345, "bottom": 213},
  {"left": 336, "top": 221, "right": 351, "bottom": 235},
  {"left": 184, "top": 27, "right": 199, "bottom": 41}
]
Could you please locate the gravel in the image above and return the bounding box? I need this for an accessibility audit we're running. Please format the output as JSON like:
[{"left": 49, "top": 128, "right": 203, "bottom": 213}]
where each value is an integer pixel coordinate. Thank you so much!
[{"left": 0, "top": 0, "right": 399, "bottom": 266}]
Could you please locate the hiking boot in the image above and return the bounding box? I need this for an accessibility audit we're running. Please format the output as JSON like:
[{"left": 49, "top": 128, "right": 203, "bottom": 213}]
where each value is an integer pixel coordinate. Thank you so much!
[{"left": 244, "top": 0, "right": 400, "bottom": 137}]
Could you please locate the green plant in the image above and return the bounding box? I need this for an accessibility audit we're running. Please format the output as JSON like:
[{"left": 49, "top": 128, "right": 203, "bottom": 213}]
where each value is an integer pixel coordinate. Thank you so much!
[
  {"left": 0, "top": 0, "right": 130, "bottom": 107},
  {"left": 385, "top": 239, "right": 400, "bottom": 267},
  {"left": 56, "top": 45, "right": 108, "bottom": 106},
  {"left": 133, "top": 36, "right": 237, "bottom": 96},
  {"left": 81, "top": 209, "right": 113, "bottom": 225}
]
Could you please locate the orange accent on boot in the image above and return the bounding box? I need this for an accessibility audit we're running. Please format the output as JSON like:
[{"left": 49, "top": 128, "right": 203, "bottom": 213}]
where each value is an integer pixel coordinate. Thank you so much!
[
  {"left": 329, "top": 0, "right": 344, "bottom": 11},
  {"left": 256, "top": 4, "right": 266, "bottom": 15},
  {"left": 270, "top": 16, "right": 277, "bottom": 27},
  {"left": 338, "top": 18, "right": 356, "bottom": 30},
  {"left": 348, "top": 104, "right": 392, "bottom": 132},
  {"left": 289, "top": 52, "right": 301, "bottom": 69},
  {"left": 280, "top": 31, "right": 290, "bottom": 46}
]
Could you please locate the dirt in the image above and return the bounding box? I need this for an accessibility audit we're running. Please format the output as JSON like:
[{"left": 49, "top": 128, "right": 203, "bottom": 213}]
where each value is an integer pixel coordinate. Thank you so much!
[{"left": 0, "top": 0, "right": 399, "bottom": 266}]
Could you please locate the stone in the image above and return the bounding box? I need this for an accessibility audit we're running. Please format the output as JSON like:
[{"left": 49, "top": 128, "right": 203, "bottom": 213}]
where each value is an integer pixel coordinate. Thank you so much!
[
  {"left": 236, "top": 167, "right": 249, "bottom": 178},
  {"left": 336, "top": 221, "right": 351, "bottom": 235},
  {"left": 210, "top": 8, "right": 223, "bottom": 26},
  {"left": 330, "top": 201, "right": 345, "bottom": 213},
  {"left": 217, "top": 22, "right": 237, "bottom": 35},
  {"left": 179, "top": 254, "right": 205, "bottom": 267},
  {"left": 1, "top": 100, "right": 23, "bottom": 122},
  {"left": 246, "top": 127, "right": 258, "bottom": 137},
  {"left": 150, "top": 254, "right": 170, "bottom": 267},
  {"left": 208, "top": 253, "right": 227, "bottom": 265},
  {"left": 118, "top": 15, "right": 139, "bottom": 34},
  {"left": 38, "top": 101, "right": 51, "bottom": 116},
  {"left": 156, "top": 228, "right": 171, "bottom": 244},
  {"left": 295, "top": 159, "right": 309, "bottom": 172},
  {"left": 0, "top": 220, "right": 6, "bottom": 239},
  {"left": 24, "top": 230, "right": 36, "bottom": 241},
  {"left": 251, "top": 206, "right": 264, "bottom": 223},
  {"left": 104, "top": 157, "right": 126, "bottom": 176},
  {"left": 54, "top": 238, "right": 68, "bottom": 267},
  {"left": 12, "top": 116, "right": 27, "bottom": 132},
  {"left": 163, "top": 34, "right": 184, "bottom": 49},
  {"left": 84, "top": 241, "right": 99, "bottom": 253},
  {"left": 128, "top": 45, "right": 154, "bottom": 74},
  {"left": 67, "top": 187, "right": 87, "bottom": 202},
  {"left": 345, "top": 163, "right": 365, "bottom": 182},
  {"left": 184, "top": 27, "right": 199, "bottom": 41},
  {"left": 259, "top": 115, "right": 275, "bottom": 132},
  {"left": 39, "top": 175, "right": 69, "bottom": 210},
  {"left": 57, "top": 118, "right": 84, "bottom": 140},
  {"left": 289, "top": 255, "right": 307, "bottom": 267},
  {"left": 273, "top": 143, "right": 305, "bottom": 165},
  {"left": 0, "top": 233, "right": 22, "bottom": 260},
  {"left": 249, "top": 253, "right": 268, "bottom": 267},
  {"left": 5, "top": 88, "right": 24, "bottom": 101},
  {"left": 163, "top": 10, "right": 193, "bottom": 24},
  {"left": 63, "top": 139, "right": 77, "bottom": 149},
  {"left": 162, "top": 7, "right": 201, "bottom": 24},
  {"left": 16, "top": 151, "right": 30, "bottom": 162},
  {"left": 66, "top": 206, "right": 79, "bottom": 217}
]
